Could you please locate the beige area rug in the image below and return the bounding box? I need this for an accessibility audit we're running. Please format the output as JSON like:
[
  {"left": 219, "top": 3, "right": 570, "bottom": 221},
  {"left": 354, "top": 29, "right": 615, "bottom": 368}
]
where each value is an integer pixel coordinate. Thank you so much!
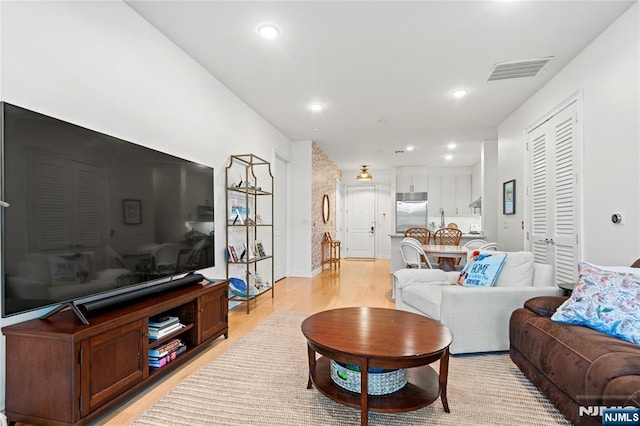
[{"left": 131, "top": 310, "right": 570, "bottom": 426}]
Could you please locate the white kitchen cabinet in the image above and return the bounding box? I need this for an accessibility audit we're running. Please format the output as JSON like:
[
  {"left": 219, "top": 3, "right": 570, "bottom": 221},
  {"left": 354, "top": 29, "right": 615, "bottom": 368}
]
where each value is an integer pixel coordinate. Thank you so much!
[
  {"left": 441, "top": 175, "right": 456, "bottom": 215},
  {"left": 455, "top": 174, "right": 472, "bottom": 216},
  {"left": 428, "top": 174, "right": 472, "bottom": 217},
  {"left": 396, "top": 175, "right": 427, "bottom": 193},
  {"left": 427, "top": 175, "right": 442, "bottom": 216}
]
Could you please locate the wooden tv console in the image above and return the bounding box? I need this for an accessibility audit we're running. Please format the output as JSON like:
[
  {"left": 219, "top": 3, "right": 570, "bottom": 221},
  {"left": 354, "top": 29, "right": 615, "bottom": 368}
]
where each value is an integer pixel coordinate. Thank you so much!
[{"left": 1, "top": 279, "right": 229, "bottom": 426}]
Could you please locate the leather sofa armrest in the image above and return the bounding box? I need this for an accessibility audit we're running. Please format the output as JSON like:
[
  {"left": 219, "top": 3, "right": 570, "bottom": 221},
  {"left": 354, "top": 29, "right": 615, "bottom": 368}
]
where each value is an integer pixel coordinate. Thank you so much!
[
  {"left": 523, "top": 296, "right": 569, "bottom": 317},
  {"left": 603, "top": 376, "right": 640, "bottom": 407}
]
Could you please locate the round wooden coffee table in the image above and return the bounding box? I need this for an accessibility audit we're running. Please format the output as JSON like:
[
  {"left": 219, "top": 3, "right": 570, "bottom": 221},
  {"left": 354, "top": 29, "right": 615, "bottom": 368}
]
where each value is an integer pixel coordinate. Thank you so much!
[{"left": 301, "top": 307, "right": 452, "bottom": 426}]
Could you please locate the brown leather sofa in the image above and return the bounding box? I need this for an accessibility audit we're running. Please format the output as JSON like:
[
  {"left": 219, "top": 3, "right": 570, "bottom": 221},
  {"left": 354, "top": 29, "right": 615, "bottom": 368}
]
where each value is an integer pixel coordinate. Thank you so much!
[{"left": 510, "top": 296, "right": 640, "bottom": 426}]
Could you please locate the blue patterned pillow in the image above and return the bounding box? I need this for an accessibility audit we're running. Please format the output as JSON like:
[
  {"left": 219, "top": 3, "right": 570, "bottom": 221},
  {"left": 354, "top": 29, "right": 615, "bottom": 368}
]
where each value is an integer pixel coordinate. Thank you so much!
[{"left": 551, "top": 262, "right": 640, "bottom": 344}]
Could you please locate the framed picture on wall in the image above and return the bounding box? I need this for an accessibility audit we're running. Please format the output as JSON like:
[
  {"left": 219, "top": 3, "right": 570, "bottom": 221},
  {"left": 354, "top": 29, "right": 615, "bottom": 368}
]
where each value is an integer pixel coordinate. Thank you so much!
[
  {"left": 503, "top": 180, "right": 516, "bottom": 215},
  {"left": 122, "top": 199, "right": 142, "bottom": 225}
]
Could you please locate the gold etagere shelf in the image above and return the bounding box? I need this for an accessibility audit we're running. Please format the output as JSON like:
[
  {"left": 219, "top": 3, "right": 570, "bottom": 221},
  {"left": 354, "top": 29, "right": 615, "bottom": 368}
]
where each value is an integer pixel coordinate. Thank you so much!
[{"left": 225, "top": 154, "right": 274, "bottom": 314}]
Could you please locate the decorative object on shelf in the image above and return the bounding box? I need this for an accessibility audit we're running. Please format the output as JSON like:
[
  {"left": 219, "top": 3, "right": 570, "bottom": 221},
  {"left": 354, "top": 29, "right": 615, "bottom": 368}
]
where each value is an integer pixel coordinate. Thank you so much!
[
  {"left": 255, "top": 214, "right": 263, "bottom": 225},
  {"left": 122, "top": 199, "right": 142, "bottom": 225},
  {"left": 503, "top": 179, "right": 516, "bottom": 215},
  {"left": 255, "top": 240, "right": 266, "bottom": 257},
  {"left": 322, "top": 194, "right": 330, "bottom": 223},
  {"left": 228, "top": 277, "right": 258, "bottom": 298},
  {"left": 356, "top": 165, "right": 373, "bottom": 181}
]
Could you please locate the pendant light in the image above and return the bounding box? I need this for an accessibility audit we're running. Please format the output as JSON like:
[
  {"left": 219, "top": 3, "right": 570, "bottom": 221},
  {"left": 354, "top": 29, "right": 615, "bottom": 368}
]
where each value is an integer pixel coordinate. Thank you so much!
[{"left": 356, "top": 165, "right": 373, "bottom": 181}]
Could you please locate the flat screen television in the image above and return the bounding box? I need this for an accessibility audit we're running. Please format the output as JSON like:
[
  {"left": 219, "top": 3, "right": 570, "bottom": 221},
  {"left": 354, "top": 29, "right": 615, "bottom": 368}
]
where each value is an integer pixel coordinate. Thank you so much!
[{"left": 1, "top": 102, "right": 215, "bottom": 318}]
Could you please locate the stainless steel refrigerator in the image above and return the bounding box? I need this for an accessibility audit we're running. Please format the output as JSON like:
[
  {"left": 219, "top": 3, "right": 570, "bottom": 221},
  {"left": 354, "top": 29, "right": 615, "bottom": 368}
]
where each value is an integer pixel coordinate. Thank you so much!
[{"left": 396, "top": 192, "right": 428, "bottom": 233}]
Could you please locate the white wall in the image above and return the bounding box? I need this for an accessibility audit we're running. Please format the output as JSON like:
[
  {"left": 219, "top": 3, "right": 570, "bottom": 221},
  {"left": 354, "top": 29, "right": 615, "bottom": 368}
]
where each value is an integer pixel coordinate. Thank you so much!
[
  {"left": 0, "top": 0, "right": 291, "bottom": 409},
  {"left": 497, "top": 3, "right": 640, "bottom": 264},
  {"left": 289, "top": 141, "right": 313, "bottom": 276},
  {"left": 481, "top": 140, "right": 499, "bottom": 244}
]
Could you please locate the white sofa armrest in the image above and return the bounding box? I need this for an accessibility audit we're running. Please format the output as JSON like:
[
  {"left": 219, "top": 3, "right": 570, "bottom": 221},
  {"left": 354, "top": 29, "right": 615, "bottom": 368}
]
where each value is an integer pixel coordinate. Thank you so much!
[
  {"left": 393, "top": 268, "right": 450, "bottom": 290},
  {"left": 439, "top": 285, "right": 562, "bottom": 354}
]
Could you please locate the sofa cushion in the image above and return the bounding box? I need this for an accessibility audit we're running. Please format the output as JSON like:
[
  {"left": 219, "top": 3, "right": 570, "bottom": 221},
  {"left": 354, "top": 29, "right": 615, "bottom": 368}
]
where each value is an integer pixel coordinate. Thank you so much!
[
  {"left": 493, "top": 251, "right": 535, "bottom": 287},
  {"left": 551, "top": 262, "right": 640, "bottom": 344},
  {"left": 48, "top": 253, "right": 92, "bottom": 286},
  {"left": 402, "top": 284, "right": 444, "bottom": 320}
]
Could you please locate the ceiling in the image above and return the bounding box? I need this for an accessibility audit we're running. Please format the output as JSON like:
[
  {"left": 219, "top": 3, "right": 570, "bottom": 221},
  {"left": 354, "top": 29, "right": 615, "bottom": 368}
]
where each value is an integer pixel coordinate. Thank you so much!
[{"left": 126, "top": 1, "right": 635, "bottom": 171}]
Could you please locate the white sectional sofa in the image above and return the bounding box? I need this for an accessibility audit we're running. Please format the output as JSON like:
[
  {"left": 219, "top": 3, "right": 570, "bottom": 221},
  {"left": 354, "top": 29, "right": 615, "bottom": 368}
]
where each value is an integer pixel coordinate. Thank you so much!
[{"left": 394, "top": 251, "right": 562, "bottom": 354}]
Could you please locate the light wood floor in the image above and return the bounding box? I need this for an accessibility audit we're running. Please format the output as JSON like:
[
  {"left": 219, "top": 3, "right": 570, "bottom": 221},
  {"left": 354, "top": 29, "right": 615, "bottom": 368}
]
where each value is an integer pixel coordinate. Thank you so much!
[{"left": 97, "top": 259, "right": 395, "bottom": 425}]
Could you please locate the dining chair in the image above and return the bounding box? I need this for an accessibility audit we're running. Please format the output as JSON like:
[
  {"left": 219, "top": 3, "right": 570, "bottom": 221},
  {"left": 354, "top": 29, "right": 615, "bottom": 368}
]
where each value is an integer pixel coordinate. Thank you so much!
[
  {"left": 400, "top": 237, "right": 433, "bottom": 269},
  {"left": 446, "top": 223, "right": 458, "bottom": 229},
  {"left": 106, "top": 246, "right": 129, "bottom": 270},
  {"left": 479, "top": 242, "right": 498, "bottom": 251},
  {"left": 403, "top": 227, "right": 430, "bottom": 244},
  {"left": 150, "top": 243, "right": 180, "bottom": 276},
  {"left": 433, "top": 227, "right": 463, "bottom": 268},
  {"left": 180, "top": 238, "right": 208, "bottom": 272},
  {"left": 463, "top": 239, "right": 487, "bottom": 249}
]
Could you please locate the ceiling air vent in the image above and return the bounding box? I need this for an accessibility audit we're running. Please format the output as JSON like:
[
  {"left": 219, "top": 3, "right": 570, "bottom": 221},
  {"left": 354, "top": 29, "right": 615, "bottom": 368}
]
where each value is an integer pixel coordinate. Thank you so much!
[{"left": 487, "top": 57, "right": 554, "bottom": 81}]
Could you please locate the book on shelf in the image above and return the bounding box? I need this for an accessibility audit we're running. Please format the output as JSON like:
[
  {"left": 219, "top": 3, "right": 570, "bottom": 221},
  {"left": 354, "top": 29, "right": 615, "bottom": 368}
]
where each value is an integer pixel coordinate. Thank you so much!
[
  {"left": 149, "top": 342, "right": 187, "bottom": 368},
  {"left": 148, "top": 315, "right": 179, "bottom": 329},
  {"left": 226, "top": 245, "right": 238, "bottom": 262},
  {"left": 148, "top": 338, "right": 182, "bottom": 357},
  {"left": 149, "top": 322, "right": 185, "bottom": 340}
]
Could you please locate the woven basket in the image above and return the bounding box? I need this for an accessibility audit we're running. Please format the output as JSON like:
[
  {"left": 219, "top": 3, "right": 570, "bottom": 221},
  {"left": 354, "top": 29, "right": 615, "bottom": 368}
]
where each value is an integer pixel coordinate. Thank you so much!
[{"left": 329, "top": 360, "right": 407, "bottom": 395}]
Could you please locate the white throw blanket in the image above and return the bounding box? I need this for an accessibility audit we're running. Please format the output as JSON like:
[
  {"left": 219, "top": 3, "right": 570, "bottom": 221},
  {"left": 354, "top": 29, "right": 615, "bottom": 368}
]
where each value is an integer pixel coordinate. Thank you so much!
[{"left": 393, "top": 268, "right": 452, "bottom": 289}]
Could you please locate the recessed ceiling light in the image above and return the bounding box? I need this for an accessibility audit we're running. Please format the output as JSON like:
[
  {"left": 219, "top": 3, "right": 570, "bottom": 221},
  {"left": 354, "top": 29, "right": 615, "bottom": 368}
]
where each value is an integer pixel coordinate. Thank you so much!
[
  {"left": 312, "top": 128, "right": 319, "bottom": 132},
  {"left": 258, "top": 24, "right": 280, "bottom": 39},
  {"left": 447, "top": 143, "right": 457, "bottom": 150},
  {"left": 406, "top": 146, "right": 415, "bottom": 151},
  {"left": 445, "top": 154, "right": 453, "bottom": 161},
  {"left": 308, "top": 103, "right": 324, "bottom": 112},
  {"left": 451, "top": 89, "right": 468, "bottom": 99}
]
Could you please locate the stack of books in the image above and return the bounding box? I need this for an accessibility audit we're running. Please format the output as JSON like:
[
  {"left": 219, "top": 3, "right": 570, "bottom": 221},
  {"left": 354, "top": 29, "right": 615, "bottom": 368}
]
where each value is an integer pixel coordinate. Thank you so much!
[
  {"left": 148, "top": 338, "right": 186, "bottom": 368},
  {"left": 148, "top": 315, "right": 185, "bottom": 340}
]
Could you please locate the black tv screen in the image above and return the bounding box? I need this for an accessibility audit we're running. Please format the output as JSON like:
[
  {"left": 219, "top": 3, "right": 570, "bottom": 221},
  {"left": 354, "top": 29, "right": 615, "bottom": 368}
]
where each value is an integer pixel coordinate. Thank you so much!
[{"left": 1, "top": 102, "right": 215, "bottom": 317}]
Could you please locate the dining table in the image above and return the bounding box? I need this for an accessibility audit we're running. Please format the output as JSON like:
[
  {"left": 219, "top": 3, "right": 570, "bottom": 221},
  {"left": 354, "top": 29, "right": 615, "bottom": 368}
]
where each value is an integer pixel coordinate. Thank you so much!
[{"left": 422, "top": 244, "right": 469, "bottom": 272}]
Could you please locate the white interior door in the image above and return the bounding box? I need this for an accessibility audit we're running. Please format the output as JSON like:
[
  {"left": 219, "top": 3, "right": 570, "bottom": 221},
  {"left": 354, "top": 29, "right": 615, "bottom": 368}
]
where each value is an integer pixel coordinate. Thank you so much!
[
  {"left": 273, "top": 155, "right": 287, "bottom": 281},
  {"left": 335, "top": 179, "right": 345, "bottom": 257},
  {"left": 527, "top": 100, "right": 580, "bottom": 283},
  {"left": 346, "top": 185, "right": 375, "bottom": 258}
]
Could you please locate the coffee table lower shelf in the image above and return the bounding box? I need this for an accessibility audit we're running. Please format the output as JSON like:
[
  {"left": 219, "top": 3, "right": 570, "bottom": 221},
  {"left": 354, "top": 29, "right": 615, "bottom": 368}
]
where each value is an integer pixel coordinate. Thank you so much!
[{"left": 310, "top": 356, "right": 441, "bottom": 413}]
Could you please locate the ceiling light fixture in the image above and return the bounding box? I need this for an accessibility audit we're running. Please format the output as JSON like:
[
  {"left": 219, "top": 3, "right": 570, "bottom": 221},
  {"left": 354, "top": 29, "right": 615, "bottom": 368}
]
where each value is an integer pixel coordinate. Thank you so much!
[
  {"left": 451, "top": 89, "right": 468, "bottom": 99},
  {"left": 258, "top": 24, "right": 280, "bottom": 39},
  {"left": 308, "top": 103, "right": 324, "bottom": 112},
  {"left": 445, "top": 154, "right": 453, "bottom": 161},
  {"left": 356, "top": 165, "right": 373, "bottom": 181},
  {"left": 448, "top": 143, "right": 457, "bottom": 150},
  {"left": 406, "top": 146, "right": 415, "bottom": 151}
]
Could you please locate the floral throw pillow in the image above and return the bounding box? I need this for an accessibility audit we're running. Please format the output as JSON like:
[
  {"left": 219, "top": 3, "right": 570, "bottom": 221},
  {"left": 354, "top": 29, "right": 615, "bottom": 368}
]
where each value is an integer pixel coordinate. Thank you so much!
[{"left": 551, "top": 262, "right": 640, "bottom": 344}]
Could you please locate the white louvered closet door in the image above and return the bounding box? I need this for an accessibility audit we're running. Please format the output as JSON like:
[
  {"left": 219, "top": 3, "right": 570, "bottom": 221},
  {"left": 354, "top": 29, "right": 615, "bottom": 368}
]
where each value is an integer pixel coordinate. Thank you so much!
[
  {"left": 29, "top": 154, "right": 105, "bottom": 253},
  {"left": 527, "top": 101, "right": 580, "bottom": 283}
]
